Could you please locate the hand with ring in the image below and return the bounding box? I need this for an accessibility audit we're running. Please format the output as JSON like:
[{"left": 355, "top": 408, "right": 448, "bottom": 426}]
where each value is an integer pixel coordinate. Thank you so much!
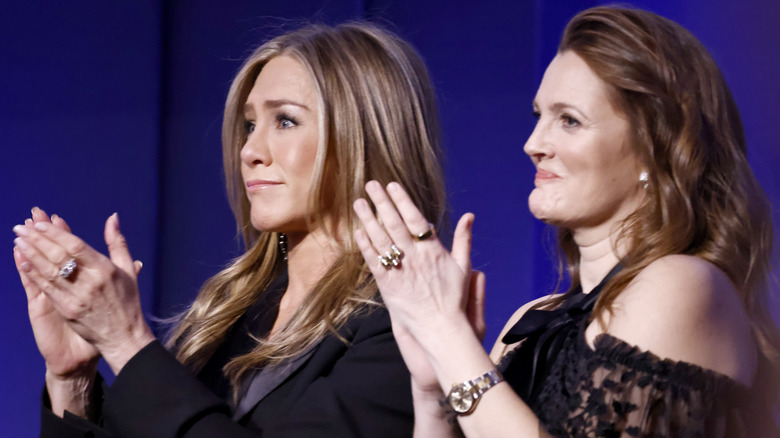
[
  {"left": 353, "top": 181, "right": 486, "bottom": 393},
  {"left": 13, "top": 208, "right": 103, "bottom": 418},
  {"left": 13, "top": 211, "right": 155, "bottom": 385}
]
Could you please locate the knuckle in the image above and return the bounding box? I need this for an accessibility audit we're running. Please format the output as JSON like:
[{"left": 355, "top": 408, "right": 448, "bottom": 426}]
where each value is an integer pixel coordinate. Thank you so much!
[{"left": 69, "top": 240, "right": 88, "bottom": 257}]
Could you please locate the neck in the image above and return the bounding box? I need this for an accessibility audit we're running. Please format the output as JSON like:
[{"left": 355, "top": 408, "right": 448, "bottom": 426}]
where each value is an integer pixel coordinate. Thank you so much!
[
  {"left": 281, "top": 228, "right": 341, "bottom": 310},
  {"left": 573, "top": 228, "right": 621, "bottom": 294}
]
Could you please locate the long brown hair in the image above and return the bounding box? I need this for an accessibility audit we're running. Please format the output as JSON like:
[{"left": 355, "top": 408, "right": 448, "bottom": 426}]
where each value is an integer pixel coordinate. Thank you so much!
[
  {"left": 545, "top": 6, "right": 779, "bottom": 398},
  {"left": 166, "top": 22, "right": 447, "bottom": 390}
]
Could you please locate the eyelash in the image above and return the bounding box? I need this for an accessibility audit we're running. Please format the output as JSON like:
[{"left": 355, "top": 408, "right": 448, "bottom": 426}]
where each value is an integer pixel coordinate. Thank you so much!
[
  {"left": 276, "top": 113, "right": 298, "bottom": 129},
  {"left": 561, "top": 114, "right": 580, "bottom": 128},
  {"left": 243, "top": 113, "right": 299, "bottom": 134}
]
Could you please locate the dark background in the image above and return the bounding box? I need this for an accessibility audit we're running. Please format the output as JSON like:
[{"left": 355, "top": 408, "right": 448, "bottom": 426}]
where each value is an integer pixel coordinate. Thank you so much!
[{"left": 2, "top": 1, "right": 778, "bottom": 434}]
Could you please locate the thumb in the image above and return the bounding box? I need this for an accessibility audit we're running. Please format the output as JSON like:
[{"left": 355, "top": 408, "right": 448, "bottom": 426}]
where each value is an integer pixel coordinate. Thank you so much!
[
  {"left": 104, "top": 213, "right": 135, "bottom": 275},
  {"left": 467, "top": 270, "right": 487, "bottom": 341},
  {"left": 451, "top": 213, "right": 475, "bottom": 273}
]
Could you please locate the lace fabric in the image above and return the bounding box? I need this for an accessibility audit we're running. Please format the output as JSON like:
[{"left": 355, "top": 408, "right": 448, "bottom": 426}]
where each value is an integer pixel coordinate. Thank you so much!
[{"left": 500, "top": 321, "right": 779, "bottom": 437}]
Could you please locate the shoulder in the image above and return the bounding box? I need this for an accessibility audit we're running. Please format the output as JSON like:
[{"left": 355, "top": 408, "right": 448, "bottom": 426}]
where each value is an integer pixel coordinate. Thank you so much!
[
  {"left": 489, "top": 293, "right": 561, "bottom": 362},
  {"left": 588, "top": 254, "right": 757, "bottom": 385}
]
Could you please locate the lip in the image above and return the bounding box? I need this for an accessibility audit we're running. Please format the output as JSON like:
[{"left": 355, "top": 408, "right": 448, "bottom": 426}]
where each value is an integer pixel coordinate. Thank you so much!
[
  {"left": 245, "top": 179, "right": 281, "bottom": 191},
  {"left": 534, "top": 168, "right": 560, "bottom": 180}
]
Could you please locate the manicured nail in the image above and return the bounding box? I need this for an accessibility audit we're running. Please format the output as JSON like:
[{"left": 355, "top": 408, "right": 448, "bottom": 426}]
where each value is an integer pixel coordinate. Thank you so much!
[
  {"left": 13, "top": 225, "right": 29, "bottom": 236},
  {"left": 34, "top": 222, "right": 49, "bottom": 231},
  {"left": 14, "top": 237, "right": 29, "bottom": 249},
  {"left": 24, "top": 218, "right": 33, "bottom": 226},
  {"left": 31, "top": 207, "right": 40, "bottom": 215},
  {"left": 51, "top": 214, "right": 59, "bottom": 221},
  {"left": 112, "top": 212, "right": 120, "bottom": 231}
]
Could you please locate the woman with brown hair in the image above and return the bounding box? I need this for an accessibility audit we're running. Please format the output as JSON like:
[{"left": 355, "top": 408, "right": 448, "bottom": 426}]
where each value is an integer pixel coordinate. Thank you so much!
[
  {"left": 13, "top": 22, "right": 446, "bottom": 436},
  {"left": 354, "top": 6, "right": 780, "bottom": 437}
]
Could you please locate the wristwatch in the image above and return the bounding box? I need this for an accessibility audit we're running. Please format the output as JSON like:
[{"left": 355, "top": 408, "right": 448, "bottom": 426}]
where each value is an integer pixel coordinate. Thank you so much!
[{"left": 445, "top": 369, "right": 503, "bottom": 415}]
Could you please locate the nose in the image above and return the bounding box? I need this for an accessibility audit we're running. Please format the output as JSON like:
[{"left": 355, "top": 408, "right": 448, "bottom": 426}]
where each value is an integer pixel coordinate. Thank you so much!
[
  {"left": 240, "top": 125, "right": 270, "bottom": 168},
  {"left": 523, "top": 118, "right": 552, "bottom": 161}
]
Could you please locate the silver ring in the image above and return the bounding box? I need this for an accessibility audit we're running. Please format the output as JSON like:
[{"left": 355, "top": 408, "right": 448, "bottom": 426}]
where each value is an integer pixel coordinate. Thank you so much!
[
  {"left": 412, "top": 223, "right": 435, "bottom": 241},
  {"left": 58, "top": 258, "right": 77, "bottom": 279}
]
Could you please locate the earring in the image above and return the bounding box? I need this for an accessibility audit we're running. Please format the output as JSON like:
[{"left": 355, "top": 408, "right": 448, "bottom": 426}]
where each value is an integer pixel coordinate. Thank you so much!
[
  {"left": 278, "top": 233, "right": 288, "bottom": 262},
  {"left": 639, "top": 171, "right": 649, "bottom": 189}
]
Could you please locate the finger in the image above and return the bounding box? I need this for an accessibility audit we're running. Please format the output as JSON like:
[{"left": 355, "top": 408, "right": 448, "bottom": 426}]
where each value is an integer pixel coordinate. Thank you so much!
[
  {"left": 352, "top": 194, "right": 396, "bottom": 266},
  {"left": 451, "top": 213, "right": 475, "bottom": 273},
  {"left": 104, "top": 213, "right": 135, "bottom": 276},
  {"left": 364, "top": 181, "right": 415, "bottom": 248},
  {"left": 354, "top": 227, "right": 384, "bottom": 274},
  {"left": 134, "top": 260, "right": 143, "bottom": 276},
  {"left": 13, "top": 246, "right": 40, "bottom": 302},
  {"left": 51, "top": 214, "right": 73, "bottom": 233},
  {"left": 24, "top": 219, "right": 104, "bottom": 268},
  {"left": 467, "top": 270, "right": 487, "bottom": 341},
  {"left": 31, "top": 206, "right": 51, "bottom": 223},
  {"left": 12, "top": 227, "right": 74, "bottom": 282},
  {"left": 385, "top": 182, "right": 438, "bottom": 243},
  {"left": 13, "top": 238, "right": 65, "bottom": 296}
]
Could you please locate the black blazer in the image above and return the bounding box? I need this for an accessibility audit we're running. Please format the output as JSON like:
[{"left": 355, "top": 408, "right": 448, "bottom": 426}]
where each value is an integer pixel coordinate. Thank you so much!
[{"left": 40, "top": 305, "right": 414, "bottom": 437}]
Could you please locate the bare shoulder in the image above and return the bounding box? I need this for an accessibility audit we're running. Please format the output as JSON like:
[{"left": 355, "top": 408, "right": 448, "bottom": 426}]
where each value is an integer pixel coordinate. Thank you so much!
[
  {"left": 587, "top": 254, "right": 757, "bottom": 385},
  {"left": 489, "top": 293, "right": 561, "bottom": 363}
]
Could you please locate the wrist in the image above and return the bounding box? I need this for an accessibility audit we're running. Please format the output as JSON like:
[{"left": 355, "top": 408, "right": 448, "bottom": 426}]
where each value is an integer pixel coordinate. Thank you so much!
[
  {"left": 101, "top": 326, "right": 156, "bottom": 375},
  {"left": 45, "top": 367, "right": 97, "bottom": 419}
]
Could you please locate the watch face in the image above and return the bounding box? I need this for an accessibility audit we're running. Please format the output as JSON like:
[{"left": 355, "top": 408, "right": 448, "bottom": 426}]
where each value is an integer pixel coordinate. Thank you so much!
[{"left": 448, "top": 384, "right": 474, "bottom": 413}]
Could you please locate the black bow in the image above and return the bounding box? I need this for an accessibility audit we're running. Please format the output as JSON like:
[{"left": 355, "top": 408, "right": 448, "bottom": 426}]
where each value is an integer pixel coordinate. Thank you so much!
[{"left": 499, "top": 264, "right": 622, "bottom": 401}]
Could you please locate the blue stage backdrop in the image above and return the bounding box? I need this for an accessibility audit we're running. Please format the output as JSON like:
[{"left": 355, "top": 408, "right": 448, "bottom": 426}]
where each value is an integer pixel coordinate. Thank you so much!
[{"left": 2, "top": 1, "right": 778, "bottom": 434}]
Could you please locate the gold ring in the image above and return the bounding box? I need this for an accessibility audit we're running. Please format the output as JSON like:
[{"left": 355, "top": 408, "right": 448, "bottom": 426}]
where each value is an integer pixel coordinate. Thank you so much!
[{"left": 412, "top": 223, "right": 435, "bottom": 241}]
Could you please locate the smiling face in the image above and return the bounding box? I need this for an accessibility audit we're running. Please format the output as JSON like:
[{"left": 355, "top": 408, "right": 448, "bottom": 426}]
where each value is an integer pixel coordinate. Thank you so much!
[
  {"left": 240, "top": 55, "right": 321, "bottom": 235},
  {"left": 524, "top": 51, "right": 644, "bottom": 243}
]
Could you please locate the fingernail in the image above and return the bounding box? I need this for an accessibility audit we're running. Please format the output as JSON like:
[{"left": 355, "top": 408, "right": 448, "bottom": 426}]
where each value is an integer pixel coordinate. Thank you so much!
[
  {"left": 112, "top": 212, "right": 120, "bottom": 231},
  {"left": 51, "top": 214, "right": 59, "bottom": 221},
  {"left": 31, "top": 206, "right": 40, "bottom": 215},
  {"left": 387, "top": 181, "right": 400, "bottom": 192},
  {"left": 34, "top": 222, "right": 49, "bottom": 231},
  {"left": 13, "top": 225, "right": 29, "bottom": 236},
  {"left": 24, "top": 218, "right": 33, "bottom": 226},
  {"left": 14, "top": 237, "right": 29, "bottom": 249}
]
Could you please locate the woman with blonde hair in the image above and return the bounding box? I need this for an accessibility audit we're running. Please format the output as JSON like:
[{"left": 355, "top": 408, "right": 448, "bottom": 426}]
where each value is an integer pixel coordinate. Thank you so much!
[
  {"left": 14, "top": 22, "right": 445, "bottom": 436},
  {"left": 354, "top": 6, "right": 780, "bottom": 437}
]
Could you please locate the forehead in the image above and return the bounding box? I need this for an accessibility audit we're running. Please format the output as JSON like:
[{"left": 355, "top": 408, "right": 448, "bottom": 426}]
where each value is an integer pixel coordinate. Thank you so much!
[
  {"left": 246, "top": 55, "right": 318, "bottom": 106},
  {"left": 535, "top": 51, "right": 613, "bottom": 112}
]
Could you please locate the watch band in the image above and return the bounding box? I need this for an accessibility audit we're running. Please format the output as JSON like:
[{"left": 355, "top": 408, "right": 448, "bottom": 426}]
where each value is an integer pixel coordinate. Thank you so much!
[{"left": 446, "top": 369, "right": 504, "bottom": 416}]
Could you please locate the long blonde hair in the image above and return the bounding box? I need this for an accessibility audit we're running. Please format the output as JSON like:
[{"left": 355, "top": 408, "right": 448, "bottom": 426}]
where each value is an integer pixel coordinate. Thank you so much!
[
  {"left": 166, "top": 22, "right": 447, "bottom": 390},
  {"left": 542, "top": 6, "right": 779, "bottom": 402}
]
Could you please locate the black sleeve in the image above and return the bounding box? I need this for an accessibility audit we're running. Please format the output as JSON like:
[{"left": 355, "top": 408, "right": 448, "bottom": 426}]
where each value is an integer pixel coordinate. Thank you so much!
[{"left": 40, "top": 374, "right": 112, "bottom": 438}]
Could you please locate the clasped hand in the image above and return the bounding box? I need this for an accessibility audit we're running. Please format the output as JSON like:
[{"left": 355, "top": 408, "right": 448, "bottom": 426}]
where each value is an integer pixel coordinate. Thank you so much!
[
  {"left": 353, "top": 181, "right": 485, "bottom": 392},
  {"left": 13, "top": 209, "right": 154, "bottom": 377}
]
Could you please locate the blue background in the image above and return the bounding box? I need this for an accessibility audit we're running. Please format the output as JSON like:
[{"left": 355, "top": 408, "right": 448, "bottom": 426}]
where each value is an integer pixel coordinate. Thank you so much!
[{"left": 2, "top": 1, "right": 778, "bottom": 434}]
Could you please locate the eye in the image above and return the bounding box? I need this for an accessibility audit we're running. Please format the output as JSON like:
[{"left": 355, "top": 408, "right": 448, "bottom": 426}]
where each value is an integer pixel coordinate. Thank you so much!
[
  {"left": 276, "top": 113, "right": 298, "bottom": 129},
  {"left": 244, "top": 121, "right": 255, "bottom": 134},
  {"left": 561, "top": 114, "right": 580, "bottom": 129}
]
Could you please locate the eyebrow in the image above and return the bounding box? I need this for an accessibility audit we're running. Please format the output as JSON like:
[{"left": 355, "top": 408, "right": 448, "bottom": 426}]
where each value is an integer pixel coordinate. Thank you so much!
[
  {"left": 533, "top": 100, "right": 581, "bottom": 114},
  {"left": 244, "top": 99, "right": 310, "bottom": 114}
]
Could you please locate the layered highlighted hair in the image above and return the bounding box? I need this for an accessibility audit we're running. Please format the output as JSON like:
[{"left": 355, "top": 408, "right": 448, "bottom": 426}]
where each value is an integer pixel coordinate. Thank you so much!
[
  {"left": 166, "top": 22, "right": 446, "bottom": 390},
  {"left": 546, "top": 6, "right": 779, "bottom": 401}
]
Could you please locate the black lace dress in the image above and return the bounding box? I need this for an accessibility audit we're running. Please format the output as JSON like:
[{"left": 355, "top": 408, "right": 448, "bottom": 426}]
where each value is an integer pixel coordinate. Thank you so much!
[{"left": 497, "top": 266, "right": 779, "bottom": 437}]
